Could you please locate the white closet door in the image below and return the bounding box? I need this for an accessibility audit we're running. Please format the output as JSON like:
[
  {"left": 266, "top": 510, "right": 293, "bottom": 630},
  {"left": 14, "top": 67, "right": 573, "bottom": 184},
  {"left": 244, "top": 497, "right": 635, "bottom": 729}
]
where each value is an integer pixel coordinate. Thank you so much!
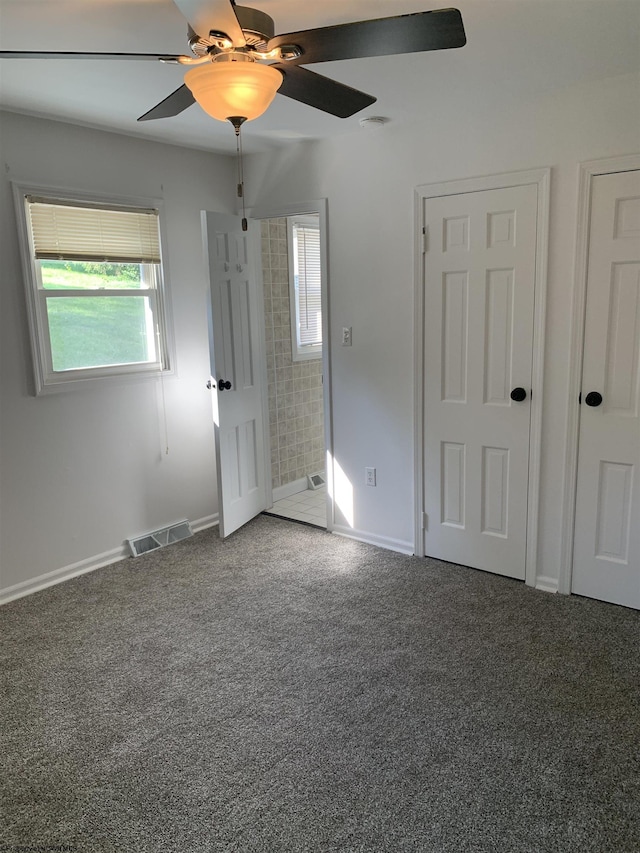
[
  {"left": 572, "top": 170, "right": 640, "bottom": 609},
  {"left": 423, "top": 184, "right": 538, "bottom": 579}
]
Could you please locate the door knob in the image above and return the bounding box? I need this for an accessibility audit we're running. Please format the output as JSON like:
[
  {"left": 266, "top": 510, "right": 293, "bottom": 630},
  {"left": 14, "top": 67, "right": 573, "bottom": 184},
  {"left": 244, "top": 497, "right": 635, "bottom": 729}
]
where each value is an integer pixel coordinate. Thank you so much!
[
  {"left": 510, "top": 387, "right": 527, "bottom": 402},
  {"left": 218, "top": 379, "right": 232, "bottom": 391},
  {"left": 585, "top": 391, "right": 603, "bottom": 407}
]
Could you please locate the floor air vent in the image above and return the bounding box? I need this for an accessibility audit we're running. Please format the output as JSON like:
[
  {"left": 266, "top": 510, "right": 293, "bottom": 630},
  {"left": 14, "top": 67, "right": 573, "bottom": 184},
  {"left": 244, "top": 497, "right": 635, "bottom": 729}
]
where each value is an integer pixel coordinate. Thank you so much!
[
  {"left": 307, "top": 471, "right": 326, "bottom": 490},
  {"left": 128, "top": 520, "right": 193, "bottom": 558}
]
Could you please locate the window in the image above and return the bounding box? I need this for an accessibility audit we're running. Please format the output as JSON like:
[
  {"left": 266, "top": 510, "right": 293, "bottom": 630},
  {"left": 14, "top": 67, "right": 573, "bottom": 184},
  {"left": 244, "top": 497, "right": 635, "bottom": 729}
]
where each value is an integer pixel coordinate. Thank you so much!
[
  {"left": 288, "top": 214, "right": 322, "bottom": 361},
  {"left": 14, "top": 185, "right": 172, "bottom": 393}
]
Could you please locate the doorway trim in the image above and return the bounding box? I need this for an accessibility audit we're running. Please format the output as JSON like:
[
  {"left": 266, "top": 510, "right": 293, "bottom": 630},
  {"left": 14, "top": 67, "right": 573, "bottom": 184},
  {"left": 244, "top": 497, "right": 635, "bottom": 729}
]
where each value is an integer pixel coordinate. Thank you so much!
[
  {"left": 245, "top": 198, "right": 333, "bottom": 533},
  {"left": 413, "top": 168, "right": 550, "bottom": 588},
  {"left": 559, "top": 153, "right": 640, "bottom": 595}
]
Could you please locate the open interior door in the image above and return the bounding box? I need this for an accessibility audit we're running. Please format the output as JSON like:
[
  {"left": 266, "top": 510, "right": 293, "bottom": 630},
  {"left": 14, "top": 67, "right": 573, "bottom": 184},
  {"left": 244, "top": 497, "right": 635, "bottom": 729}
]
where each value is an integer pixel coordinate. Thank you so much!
[{"left": 203, "top": 211, "right": 269, "bottom": 537}]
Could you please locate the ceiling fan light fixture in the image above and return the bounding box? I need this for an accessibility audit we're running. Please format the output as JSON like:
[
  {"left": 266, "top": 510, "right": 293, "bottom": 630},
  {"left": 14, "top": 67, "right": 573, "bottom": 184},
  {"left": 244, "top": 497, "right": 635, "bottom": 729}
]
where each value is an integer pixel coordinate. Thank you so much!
[{"left": 184, "top": 56, "right": 283, "bottom": 122}]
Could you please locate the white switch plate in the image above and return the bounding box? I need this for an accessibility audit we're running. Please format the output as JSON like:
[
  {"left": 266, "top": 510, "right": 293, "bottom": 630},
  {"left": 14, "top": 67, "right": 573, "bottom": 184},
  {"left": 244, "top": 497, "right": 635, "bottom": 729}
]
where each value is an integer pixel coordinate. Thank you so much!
[
  {"left": 365, "top": 467, "right": 376, "bottom": 486},
  {"left": 342, "top": 326, "right": 352, "bottom": 346}
]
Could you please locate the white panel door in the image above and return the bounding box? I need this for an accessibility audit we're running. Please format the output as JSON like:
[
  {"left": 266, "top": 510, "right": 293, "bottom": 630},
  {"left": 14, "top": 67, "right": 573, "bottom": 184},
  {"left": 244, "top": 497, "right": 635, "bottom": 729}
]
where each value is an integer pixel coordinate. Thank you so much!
[
  {"left": 572, "top": 170, "right": 640, "bottom": 609},
  {"left": 423, "top": 184, "right": 538, "bottom": 579},
  {"left": 204, "top": 212, "right": 268, "bottom": 538}
]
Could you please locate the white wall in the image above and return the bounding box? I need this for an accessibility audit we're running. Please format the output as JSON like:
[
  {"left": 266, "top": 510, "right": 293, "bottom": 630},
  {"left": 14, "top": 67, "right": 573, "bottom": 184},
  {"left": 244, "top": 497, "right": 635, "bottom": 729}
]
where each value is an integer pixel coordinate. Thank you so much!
[
  {"left": 1, "top": 69, "right": 638, "bottom": 600},
  {"left": 244, "top": 71, "right": 640, "bottom": 583},
  {"left": 0, "top": 112, "right": 236, "bottom": 597}
]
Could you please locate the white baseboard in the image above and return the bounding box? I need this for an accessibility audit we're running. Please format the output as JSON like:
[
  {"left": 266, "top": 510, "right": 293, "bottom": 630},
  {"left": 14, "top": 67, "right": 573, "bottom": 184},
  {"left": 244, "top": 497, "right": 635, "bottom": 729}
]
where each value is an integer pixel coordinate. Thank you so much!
[
  {"left": 0, "top": 512, "right": 220, "bottom": 605},
  {"left": 535, "top": 575, "right": 559, "bottom": 594},
  {"left": 271, "top": 477, "right": 309, "bottom": 503},
  {"left": 191, "top": 513, "right": 219, "bottom": 533},
  {"left": 0, "top": 545, "right": 128, "bottom": 605},
  {"left": 332, "top": 524, "right": 415, "bottom": 556}
]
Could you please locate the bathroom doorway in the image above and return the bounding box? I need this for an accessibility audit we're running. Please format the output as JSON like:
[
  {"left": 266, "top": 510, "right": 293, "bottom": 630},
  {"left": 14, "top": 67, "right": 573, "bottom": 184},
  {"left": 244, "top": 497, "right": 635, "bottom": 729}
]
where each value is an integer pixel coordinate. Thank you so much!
[{"left": 258, "top": 210, "right": 327, "bottom": 529}]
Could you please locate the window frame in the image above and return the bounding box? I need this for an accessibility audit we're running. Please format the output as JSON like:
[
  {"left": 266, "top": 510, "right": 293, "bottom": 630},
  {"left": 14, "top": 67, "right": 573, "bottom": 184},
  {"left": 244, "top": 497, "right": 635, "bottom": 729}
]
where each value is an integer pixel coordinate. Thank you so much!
[
  {"left": 287, "top": 214, "right": 322, "bottom": 362},
  {"left": 12, "top": 182, "right": 174, "bottom": 395}
]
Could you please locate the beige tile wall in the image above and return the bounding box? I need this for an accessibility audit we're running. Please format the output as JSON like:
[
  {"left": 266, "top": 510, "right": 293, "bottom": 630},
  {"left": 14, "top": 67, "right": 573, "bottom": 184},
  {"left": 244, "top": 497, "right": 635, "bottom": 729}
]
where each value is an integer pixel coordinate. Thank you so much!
[{"left": 261, "top": 218, "right": 324, "bottom": 490}]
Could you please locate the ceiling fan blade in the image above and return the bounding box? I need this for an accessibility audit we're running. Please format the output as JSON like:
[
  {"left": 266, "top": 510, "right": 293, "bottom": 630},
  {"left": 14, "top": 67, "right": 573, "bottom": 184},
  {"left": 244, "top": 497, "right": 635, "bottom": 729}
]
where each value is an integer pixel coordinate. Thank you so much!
[
  {"left": 268, "top": 8, "right": 465, "bottom": 65},
  {"left": 0, "top": 51, "right": 186, "bottom": 62},
  {"left": 137, "top": 85, "right": 196, "bottom": 121},
  {"left": 172, "top": 0, "right": 245, "bottom": 46},
  {"left": 271, "top": 64, "right": 376, "bottom": 118}
]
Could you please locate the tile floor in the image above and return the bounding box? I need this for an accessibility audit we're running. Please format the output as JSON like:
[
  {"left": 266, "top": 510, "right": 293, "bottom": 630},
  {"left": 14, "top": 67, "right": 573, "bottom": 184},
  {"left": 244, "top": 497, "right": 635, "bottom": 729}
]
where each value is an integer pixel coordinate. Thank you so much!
[{"left": 265, "top": 485, "right": 327, "bottom": 529}]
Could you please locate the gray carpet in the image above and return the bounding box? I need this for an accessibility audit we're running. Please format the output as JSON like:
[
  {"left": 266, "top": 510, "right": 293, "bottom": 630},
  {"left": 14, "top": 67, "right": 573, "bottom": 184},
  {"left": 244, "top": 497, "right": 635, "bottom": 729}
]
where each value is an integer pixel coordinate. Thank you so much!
[{"left": 1, "top": 515, "right": 639, "bottom": 853}]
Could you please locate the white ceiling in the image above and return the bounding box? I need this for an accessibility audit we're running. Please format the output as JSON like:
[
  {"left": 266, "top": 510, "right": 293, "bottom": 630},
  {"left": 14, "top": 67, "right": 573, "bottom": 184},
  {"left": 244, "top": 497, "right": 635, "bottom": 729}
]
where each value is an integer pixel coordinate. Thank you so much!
[{"left": 0, "top": 0, "right": 639, "bottom": 155}]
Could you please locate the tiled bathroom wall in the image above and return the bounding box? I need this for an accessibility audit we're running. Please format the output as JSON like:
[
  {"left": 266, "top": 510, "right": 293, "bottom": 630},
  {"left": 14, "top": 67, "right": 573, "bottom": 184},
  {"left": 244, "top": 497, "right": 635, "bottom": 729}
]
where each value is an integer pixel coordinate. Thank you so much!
[{"left": 261, "top": 218, "right": 324, "bottom": 490}]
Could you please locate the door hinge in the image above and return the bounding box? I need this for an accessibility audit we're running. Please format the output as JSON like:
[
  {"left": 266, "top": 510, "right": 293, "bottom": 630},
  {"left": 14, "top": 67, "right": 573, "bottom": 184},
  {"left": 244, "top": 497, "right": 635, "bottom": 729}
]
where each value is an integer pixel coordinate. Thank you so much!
[
  {"left": 422, "top": 512, "right": 428, "bottom": 530},
  {"left": 421, "top": 226, "right": 427, "bottom": 254}
]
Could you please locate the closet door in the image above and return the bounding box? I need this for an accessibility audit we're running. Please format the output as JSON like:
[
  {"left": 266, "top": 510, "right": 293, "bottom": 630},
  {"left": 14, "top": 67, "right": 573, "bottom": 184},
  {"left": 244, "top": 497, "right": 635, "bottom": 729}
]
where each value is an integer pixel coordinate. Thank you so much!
[
  {"left": 572, "top": 170, "right": 640, "bottom": 609},
  {"left": 422, "top": 183, "right": 538, "bottom": 579}
]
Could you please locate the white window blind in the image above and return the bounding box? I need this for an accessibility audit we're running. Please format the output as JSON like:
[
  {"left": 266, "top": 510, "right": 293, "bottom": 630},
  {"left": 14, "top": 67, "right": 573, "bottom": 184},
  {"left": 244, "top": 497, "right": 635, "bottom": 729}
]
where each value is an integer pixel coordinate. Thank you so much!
[
  {"left": 27, "top": 197, "right": 161, "bottom": 263},
  {"left": 293, "top": 220, "right": 322, "bottom": 348},
  {"left": 14, "top": 182, "right": 172, "bottom": 393}
]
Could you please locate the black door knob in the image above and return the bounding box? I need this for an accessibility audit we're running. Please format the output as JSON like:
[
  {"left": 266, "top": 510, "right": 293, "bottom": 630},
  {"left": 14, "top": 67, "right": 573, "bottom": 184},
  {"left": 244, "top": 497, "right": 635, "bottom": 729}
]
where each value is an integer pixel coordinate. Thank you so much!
[
  {"left": 218, "top": 379, "right": 232, "bottom": 391},
  {"left": 510, "top": 387, "right": 527, "bottom": 402},
  {"left": 585, "top": 391, "right": 603, "bottom": 407}
]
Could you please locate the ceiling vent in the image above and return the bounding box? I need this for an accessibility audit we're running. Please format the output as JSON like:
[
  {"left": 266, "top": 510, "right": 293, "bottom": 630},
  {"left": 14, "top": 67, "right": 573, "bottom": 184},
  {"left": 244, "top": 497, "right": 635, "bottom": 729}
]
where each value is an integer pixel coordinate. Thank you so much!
[{"left": 359, "top": 116, "right": 388, "bottom": 130}]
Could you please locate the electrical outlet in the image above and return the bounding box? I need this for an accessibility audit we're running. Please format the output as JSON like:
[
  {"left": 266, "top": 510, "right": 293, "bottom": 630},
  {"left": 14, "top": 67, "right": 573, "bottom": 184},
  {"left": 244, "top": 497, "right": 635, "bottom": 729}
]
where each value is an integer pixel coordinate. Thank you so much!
[
  {"left": 342, "top": 326, "right": 352, "bottom": 346},
  {"left": 365, "top": 467, "right": 376, "bottom": 487}
]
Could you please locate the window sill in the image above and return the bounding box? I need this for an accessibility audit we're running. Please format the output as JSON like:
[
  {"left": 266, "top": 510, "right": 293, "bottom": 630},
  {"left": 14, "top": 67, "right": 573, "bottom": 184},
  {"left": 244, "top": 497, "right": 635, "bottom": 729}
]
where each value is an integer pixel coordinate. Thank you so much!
[
  {"left": 292, "top": 347, "right": 322, "bottom": 363},
  {"left": 34, "top": 361, "right": 174, "bottom": 395}
]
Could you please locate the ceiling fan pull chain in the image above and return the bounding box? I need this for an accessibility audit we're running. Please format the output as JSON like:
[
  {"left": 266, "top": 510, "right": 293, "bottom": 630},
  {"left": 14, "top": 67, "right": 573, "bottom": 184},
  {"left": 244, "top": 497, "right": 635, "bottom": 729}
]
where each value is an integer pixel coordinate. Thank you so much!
[
  {"left": 230, "top": 116, "right": 248, "bottom": 232},
  {"left": 235, "top": 129, "right": 243, "bottom": 199}
]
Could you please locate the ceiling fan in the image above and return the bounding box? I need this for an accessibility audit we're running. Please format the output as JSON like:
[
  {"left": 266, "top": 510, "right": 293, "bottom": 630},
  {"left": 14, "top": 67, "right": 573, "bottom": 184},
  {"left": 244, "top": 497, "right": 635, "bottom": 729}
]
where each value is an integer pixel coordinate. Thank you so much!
[{"left": 0, "top": 1, "right": 466, "bottom": 128}]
